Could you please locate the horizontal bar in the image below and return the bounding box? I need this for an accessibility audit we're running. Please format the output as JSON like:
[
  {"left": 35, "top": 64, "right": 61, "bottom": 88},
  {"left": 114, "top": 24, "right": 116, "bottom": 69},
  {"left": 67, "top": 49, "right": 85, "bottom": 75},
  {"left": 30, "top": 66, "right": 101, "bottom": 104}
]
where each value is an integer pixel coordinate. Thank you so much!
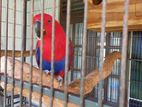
[
  {"left": 73, "top": 45, "right": 121, "bottom": 49},
  {"left": 129, "top": 97, "right": 142, "bottom": 102},
  {"left": 128, "top": 58, "right": 142, "bottom": 61},
  {"left": 1, "top": 76, "right": 111, "bottom": 107}
]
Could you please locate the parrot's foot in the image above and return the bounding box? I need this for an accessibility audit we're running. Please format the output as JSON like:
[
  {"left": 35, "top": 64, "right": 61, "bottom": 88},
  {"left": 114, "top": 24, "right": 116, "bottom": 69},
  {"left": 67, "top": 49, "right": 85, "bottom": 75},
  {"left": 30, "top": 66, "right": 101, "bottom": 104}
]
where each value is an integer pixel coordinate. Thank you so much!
[
  {"left": 43, "top": 70, "right": 50, "bottom": 74},
  {"left": 57, "top": 76, "right": 63, "bottom": 88}
]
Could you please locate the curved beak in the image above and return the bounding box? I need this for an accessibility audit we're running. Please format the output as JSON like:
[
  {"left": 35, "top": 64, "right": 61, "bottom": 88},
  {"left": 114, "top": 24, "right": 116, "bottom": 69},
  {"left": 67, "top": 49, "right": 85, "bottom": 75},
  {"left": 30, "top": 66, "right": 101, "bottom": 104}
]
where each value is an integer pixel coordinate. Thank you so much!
[
  {"left": 34, "top": 20, "right": 41, "bottom": 38},
  {"left": 34, "top": 21, "right": 46, "bottom": 39}
]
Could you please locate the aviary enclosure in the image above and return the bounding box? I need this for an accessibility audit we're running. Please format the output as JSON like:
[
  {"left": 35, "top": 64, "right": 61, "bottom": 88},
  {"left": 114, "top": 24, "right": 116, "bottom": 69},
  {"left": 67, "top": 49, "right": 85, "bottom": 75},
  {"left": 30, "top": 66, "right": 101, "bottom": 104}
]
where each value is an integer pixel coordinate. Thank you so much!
[{"left": 0, "top": 0, "right": 142, "bottom": 107}]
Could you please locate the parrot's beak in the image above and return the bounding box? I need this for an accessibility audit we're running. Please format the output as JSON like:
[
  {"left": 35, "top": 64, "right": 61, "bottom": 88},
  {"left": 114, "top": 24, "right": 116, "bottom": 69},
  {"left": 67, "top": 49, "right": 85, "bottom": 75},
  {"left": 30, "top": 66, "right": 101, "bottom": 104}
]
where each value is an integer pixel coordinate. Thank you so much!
[
  {"left": 34, "top": 20, "right": 46, "bottom": 38},
  {"left": 34, "top": 20, "right": 41, "bottom": 38}
]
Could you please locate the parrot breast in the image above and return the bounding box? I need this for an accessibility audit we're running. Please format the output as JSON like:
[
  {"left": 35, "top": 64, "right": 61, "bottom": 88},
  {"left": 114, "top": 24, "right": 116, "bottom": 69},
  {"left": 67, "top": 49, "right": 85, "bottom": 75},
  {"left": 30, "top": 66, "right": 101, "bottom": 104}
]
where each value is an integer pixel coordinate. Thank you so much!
[{"left": 35, "top": 30, "right": 73, "bottom": 75}]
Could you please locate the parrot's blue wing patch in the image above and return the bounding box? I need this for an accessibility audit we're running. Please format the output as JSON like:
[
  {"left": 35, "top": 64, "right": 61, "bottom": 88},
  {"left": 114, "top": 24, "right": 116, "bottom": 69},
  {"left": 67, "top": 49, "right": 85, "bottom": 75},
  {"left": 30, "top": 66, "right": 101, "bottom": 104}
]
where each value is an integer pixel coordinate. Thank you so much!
[{"left": 36, "top": 48, "right": 65, "bottom": 74}]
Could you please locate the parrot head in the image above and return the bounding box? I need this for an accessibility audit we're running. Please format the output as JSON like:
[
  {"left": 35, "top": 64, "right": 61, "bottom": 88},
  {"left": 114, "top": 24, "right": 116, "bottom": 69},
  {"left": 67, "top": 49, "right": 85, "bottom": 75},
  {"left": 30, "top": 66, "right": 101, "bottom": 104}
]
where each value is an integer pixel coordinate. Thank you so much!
[{"left": 33, "top": 13, "right": 61, "bottom": 39}]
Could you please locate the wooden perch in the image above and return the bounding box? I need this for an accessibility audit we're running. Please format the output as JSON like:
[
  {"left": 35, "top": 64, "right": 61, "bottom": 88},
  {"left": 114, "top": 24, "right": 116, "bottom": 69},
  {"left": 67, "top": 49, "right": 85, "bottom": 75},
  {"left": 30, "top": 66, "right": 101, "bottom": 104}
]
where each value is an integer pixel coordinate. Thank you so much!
[
  {"left": 0, "top": 50, "right": 35, "bottom": 57},
  {"left": 5, "top": 84, "right": 80, "bottom": 107},
  {"left": 68, "top": 51, "right": 121, "bottom": 95},
  {"left": 0, "top": 57, "right": 78, "bottom": 107},
  {"left": 0, "top": 51, "right": 121, "bottom": 106},
  {"left": 0, "top": 57, "right": 59, "bottom": 88}
]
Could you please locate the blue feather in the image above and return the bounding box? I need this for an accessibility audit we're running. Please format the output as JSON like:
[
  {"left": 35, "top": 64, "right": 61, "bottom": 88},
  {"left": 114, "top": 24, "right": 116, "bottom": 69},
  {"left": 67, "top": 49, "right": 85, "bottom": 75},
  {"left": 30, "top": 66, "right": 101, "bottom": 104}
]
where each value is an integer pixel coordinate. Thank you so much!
[{"left": 36, "top": 48, "right": 65, "bottom": 74}]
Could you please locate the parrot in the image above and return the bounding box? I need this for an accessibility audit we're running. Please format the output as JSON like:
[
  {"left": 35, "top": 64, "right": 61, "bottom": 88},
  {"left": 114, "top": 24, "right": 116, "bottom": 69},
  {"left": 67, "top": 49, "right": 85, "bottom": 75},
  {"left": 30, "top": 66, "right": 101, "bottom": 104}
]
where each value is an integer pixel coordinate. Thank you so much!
[{"left": 33, "top": 13, "right": 73, "bottom": 86}]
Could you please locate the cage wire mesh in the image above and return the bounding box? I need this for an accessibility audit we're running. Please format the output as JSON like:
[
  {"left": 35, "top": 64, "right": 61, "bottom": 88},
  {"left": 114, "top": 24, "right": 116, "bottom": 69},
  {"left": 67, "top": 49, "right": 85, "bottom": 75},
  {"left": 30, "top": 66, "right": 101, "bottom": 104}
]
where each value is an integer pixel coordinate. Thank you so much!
[
  {"left": 128, "top": 32, "right": 142, "bottom": 107},
  {"left": 85, "top": 32, "right": 122, "bottom": 106},
  {"left": 0, "top": 0, "right": 142, "bottom": 107}
]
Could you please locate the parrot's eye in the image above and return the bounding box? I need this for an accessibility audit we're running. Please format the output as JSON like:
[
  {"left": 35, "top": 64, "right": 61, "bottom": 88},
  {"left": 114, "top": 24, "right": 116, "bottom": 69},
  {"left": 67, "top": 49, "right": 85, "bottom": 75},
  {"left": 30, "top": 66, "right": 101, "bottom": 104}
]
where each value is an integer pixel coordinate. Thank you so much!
[{"left": 48, "top": 20, "right": 51, "bottom": 24}]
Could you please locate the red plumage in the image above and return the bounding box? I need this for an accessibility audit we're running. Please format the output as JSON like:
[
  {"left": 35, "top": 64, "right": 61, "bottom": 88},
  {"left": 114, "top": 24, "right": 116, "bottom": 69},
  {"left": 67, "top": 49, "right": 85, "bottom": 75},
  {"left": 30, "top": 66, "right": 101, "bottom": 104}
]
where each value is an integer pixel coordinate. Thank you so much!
[{"left": 33, "top": 13, "right": 73, "bottom": 78}]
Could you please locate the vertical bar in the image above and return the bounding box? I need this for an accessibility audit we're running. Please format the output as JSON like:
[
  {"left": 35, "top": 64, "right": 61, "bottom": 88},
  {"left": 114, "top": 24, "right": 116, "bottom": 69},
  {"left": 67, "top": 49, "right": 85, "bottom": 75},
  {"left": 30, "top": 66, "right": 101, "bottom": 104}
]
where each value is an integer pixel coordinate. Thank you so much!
[
  {"left": 104, "top": 34, "right": 110, "bottom": 102},
  {"left": 20, "top": 0, "right": 26, "bottom": 106},
  {"left": 94, "top": 33, "right": 97, "bottom": 68},
  {"left": 135, "top": 32, "right": 138, "bottom": 100},
  {"left": 23, "top": 0, "right": 27, "bottom": 62},
  {"left": 29, "top": 0, "right": 34, "bottom": 106},
  {"left": 127, "top": 32, "right": 133, "bottom": 107},
  {"left": 92, "top": 33, "right": 97, "bottom": 98},
  {"left": 118, "top": 33, "right": 122, "bottom": 104},
  {"left": 96, "top": 28, "right": 99, "bottom": 97},
  {"left": 135, "top": 50, "right": 138, "bottom": 100},
  {"left": 130, "top": 34, "right": 135, "bottom": 103},
  {"left": 86, "top": 32, "right": 89, "bottom": 74},
  {"left": 136, "top": 33, "right": 139, "bottom": 99},
  {"left": 4, "top": 0, "right": 9, "bottom": 106},
  {"left": 0, "top": 0, "right": 2, "bottom": 83},
  {"left": 140, "top": 33, "right": 142, "bottom": 103},
  {"left": 11, "top": 0, "right": 16, "bottom": 107},
  {"left": 80, "top": 0, "right": 88, "bottom": 107},
  {"left": 64, "top": 0, "right": 71, "bottom": 106},
  {"left": 50, "top": 0, "right": 56, "bottom": 106},
  {"left": 98, "top": 0, "right": 106, "bottom": 106},
  {"left": 119, "top": 0, "right": 129, "bottom": 106},
  {"left": 39, "top": 0, "right": 44, "bottom": 106},
  {"left": 71, "top": 24, "right": 76, "bottom": 81}
]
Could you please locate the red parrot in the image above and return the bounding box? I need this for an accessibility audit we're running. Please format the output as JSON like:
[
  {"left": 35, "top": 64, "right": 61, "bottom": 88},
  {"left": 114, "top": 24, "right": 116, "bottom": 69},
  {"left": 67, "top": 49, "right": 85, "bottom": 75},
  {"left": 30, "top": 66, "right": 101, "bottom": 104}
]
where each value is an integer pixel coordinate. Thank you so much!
[{"left": 33, "top": 13, "right": 73, "bottom": 86}]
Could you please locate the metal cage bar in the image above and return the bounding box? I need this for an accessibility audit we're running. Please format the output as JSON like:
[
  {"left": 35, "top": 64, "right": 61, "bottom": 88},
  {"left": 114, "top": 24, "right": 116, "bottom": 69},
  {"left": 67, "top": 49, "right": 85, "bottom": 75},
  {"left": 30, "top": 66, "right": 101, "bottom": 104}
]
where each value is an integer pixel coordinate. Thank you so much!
[
  {"left": 119, "top": 0, "right": 129, "bottom": 106},
  {"left": 127, "top": 32, "right": 133, "bottom": 107},
  {"left": 39, "top": 0, "right": 44, "bottom": 106},
  {"left": 50, "top": 0, "right": 56, "bottom": 106},
  {"left": 98, "top": 0, "right": 106, "bottom": 106},
  {"left": 23, "top": 0, "right": 27, "bottom": 62},
  {"left": 0, "top": 0, "right": 2, "bottom": 91},
  {"left": 29, "top": 0, "right": 34, "bottom": 106},
  {"left": 71, "top": 24, "right": 76, "bottom": 81},
  {"left": 4, "top": 0, "right": 9, "bottom": 106},
  {"left": 104, "top": 33, "right": 110, "bottom": 103},
  {"left": 20, "top": 0, "right": 27, "bottom": 106},
  {"left": 64, "top": 0, "right": 71, "bottom": 106},
  {"left": 11, "top": 0, "right": 17, "bottom": 106},
  {"left": 80, "top": 0, "right": 88, "bottom": 107}
]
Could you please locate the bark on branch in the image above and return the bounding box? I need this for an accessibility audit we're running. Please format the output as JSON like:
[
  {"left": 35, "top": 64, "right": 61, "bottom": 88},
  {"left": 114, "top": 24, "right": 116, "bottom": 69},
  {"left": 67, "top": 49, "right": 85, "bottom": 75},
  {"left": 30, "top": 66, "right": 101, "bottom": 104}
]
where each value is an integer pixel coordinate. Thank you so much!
[{"left": 0, "top": 51, "right": 121, "bottom": 107}]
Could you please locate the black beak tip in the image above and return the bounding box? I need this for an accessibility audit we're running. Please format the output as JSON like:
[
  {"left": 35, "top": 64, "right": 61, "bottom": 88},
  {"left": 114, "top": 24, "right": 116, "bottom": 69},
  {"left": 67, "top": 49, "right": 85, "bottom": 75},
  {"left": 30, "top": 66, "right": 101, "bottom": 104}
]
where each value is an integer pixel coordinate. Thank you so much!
[{"left": 34, "top": 21, "right": 41, "bottom": 38}]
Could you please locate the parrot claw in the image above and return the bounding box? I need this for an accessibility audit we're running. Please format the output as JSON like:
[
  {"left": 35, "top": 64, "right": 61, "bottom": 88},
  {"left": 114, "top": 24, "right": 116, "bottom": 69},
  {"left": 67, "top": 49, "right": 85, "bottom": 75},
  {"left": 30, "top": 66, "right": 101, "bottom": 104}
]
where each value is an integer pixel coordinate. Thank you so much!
[
  {"left": 43, "top": 70, "right": 50, "bottom": 75},
  {"left": 57, "top": 76, "right": 63, "bottom": 88}
]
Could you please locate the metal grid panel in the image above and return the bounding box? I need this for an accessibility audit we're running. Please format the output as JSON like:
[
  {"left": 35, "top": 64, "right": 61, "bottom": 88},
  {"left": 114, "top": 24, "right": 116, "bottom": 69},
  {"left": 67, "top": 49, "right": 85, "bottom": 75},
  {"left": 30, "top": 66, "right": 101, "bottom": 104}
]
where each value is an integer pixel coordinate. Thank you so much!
[
  {"left": 85, "top": 32, "right": 121, "bottom": 106},
  {"left": 0, "top": 0, "right": 132, "bottom": 107},
  {"left": 128, "top": 31, "right": 142, "bottom": 107}
]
